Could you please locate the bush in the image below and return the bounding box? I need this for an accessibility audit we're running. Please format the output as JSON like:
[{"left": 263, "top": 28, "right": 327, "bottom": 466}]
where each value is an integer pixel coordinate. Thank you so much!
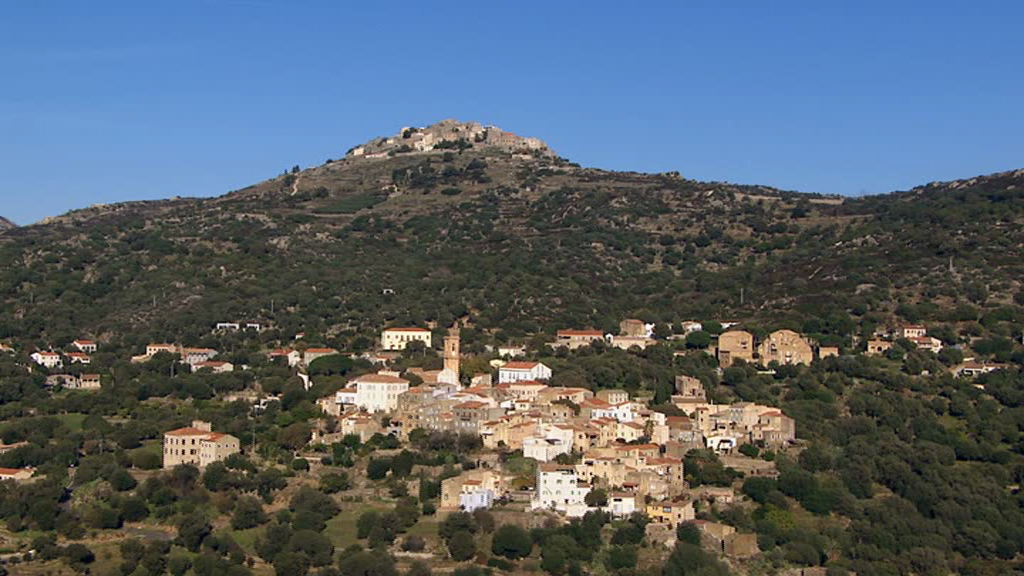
[
  {"left": 447, "top": 530, "right": 476, "bottom": 561},
  {"left": 491, "top": 524, "right": 532, "bottom": 559}
]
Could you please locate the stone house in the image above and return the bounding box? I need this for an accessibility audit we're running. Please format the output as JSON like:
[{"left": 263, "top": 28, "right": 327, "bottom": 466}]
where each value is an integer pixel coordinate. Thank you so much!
[
  {"left": 757, "top": 330, "right": 813, "bottom": 366},
  {"left": 162, "top": 421, "right": 240, "bottom": 469},
  {"left": 716, "top": 331, "right": 754, "bottom": 367}
]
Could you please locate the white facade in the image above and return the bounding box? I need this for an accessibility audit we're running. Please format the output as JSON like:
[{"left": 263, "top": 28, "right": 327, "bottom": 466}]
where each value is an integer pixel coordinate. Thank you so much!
[
  {"left": 498, "top": 362, "right": 553, "bottom": 384},
  {"left": 532, "top": 465, "right": 591, "bottom": 516},
  {"left": 354, "top": 374, "right": 410, "bottom": 412},
  {"left": 31, "top": 352, "right": 62, "bottom": 369},
  {"left": 381, "top": 328, "right": 432, "bottom": 351},
  {"left": 459, "top": 489, "right": 494, "bottom": 512},
  {"left": 605, "top": 494, "right": 638, "bottom": 517}
]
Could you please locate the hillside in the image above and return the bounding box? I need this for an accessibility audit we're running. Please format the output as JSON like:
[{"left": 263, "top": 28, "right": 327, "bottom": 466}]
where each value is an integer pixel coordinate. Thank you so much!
[
  {"left": 0, "top": 121, "right": 1022, "bottom": 349},
  {"left": 0, "top": 216, "right": 16, "bottom": 230}
]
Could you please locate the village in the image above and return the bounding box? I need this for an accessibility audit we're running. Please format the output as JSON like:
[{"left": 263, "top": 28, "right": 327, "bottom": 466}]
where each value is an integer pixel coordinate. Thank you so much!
[{"left": 0, "top": 313, "right": 1010, "bottom": 573}]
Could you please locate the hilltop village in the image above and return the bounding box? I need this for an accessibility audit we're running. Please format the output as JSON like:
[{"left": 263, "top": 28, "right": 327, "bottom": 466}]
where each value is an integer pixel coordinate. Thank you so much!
[{"left": 0, "top": 309, "right": 1015, "bottom": 576}]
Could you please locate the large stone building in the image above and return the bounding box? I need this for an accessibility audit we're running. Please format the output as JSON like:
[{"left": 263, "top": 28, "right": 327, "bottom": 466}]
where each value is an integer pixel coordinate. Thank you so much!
[
  {"left": 163, "top": 421, "right": 240, "bottom": 469},
  {"left": 757, "top": 330, "right": 813, "bottom": 366},
  {"left": 555, "top": 330, "right": 605, "bottom": 350},
  {"left": 381, "top": 327, "right": 433, "bottom": 351},
  {"left": 716, "top": 331, "right": 754, "bottom": 367}
]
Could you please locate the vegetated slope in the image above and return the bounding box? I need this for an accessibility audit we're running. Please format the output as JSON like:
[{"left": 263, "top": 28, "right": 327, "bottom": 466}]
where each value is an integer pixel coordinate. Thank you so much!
[
  {"left": 0, "top": 216, "right": 16, "bottom": 230},
  {"left": 0, "top": 130, "right": 1021, "bottom": 348}
]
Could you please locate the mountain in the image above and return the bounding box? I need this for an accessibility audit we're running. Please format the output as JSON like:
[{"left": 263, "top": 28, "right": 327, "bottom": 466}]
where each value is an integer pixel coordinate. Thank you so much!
[
  {"left": 0, "top": 216, "right": 16, "bottom": 231},
  {"left": 0, "top": 120, "right": 1022, "bottom": 347}
]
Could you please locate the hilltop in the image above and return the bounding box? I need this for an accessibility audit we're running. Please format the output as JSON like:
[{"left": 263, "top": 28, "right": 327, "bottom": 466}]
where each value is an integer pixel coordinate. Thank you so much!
[
  {"left": 0, "top": 122, "right": 1022, "bottom": 347},
  {"left": 0, "top": 216, "right": 16, "bottom": 230}
]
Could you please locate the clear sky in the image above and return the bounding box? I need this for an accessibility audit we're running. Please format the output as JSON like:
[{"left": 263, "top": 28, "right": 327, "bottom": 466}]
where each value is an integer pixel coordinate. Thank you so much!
[{"left": 2, "top": 1, "right": 1022, "bottom": 224}]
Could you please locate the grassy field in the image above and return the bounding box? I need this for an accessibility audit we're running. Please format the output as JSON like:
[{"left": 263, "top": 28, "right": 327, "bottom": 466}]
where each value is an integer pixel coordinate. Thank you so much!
[
  {"left": 323, "top": 501, "right": 392, "bottom": 549},
  {"left": 57, "top": 412, "right": 88, "bottom": 432}
]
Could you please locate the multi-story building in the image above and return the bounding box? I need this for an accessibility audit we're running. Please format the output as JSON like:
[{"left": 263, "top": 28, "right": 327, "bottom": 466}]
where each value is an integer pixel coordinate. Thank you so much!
[
  {"left": 555, "top": 330, "right": 605, "bottom": 350},
  {"left": 381, "top": 327, "right": 433, "bottom": 351},
  {"left": 498, "top": 361, "right": 552, "bottom": 384},
  {"left": 353, "top": 373, "right": 411, "bottom": 412},
  {"left": 716, "top": 331, "right": 754, "bottom": 367},
  {"left": 163, "top": 421, "right": 240, "bottom": 469},
  {"left": 532, "top": 464, "right": 592, "bottom": 516},
  {"left": 757, "top": 330, "right": 813, "bottom": 366},
  {"left": 30, "top": 351, "right": 63, "bottom": 369}
]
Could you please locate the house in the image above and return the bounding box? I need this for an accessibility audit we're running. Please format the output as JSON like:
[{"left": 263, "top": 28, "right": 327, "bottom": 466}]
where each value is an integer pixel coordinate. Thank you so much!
[
  {"left": 75, "top": 374, "right": 102, "bottom": 390},
  {"left": 0, "top": 468, "right": 35, "bottom": 482},
  {"left": 30, "top": 351, "right": 62, "bottom": 369},
  {"left": 555, "top": 330, "right": 605, "bottom": 350},
  {"left": 716, "top": 331, "right": 754, "bottom": 367},
  {"left": 146, "top": 343, "right": 178, "bottom": 357},
  {"left": 497, "top": 345, "right": 526, "bottom": 358},
  {"left": 353, "top": 373, "right": 411, "bottom": 412},
  {"left": 955, "top": 362, "right": 1008, "bottom": 378},
  {"left": 646, "top": 500, "right": 695, "bottom": 529},
  {"left": 268, "top": 348, "right": 303, "bottom": 367},
  {"left": 66, "top": 352, "right": 91, "bottom": 365},
  {"left": 498, "top": 361, "right": 552, "bottom": 384},
  {"left": 605, "top": 493, "right": 638, "bottom": 517},
  {"left": 619, "top": 319, "right": 652, "bottom": 338},
  {"left": 441, "top": 469, "right": 504, "bottom": 510},
  {"left": 191, "top": 361, "right": 234, "bottom": 374},
  {"left": 453, "top": 401, "right": 503, "bottom": 434},
  {"left": 818, "top": 346, "right": 840, "bottom": 359},
  {"left": 596, "top": 390, "right": 629, "bottom": 405},
  {"left": 72, "top": 339, "right": 97, "bottom": 353},
  {"left": 381, "top": 327, "right": 432, "bottom": 351},
  {"left": 680, "top": 321, "right": 703, "bottom": 334},
  {"left": 866, "top": 339, "right": 892, "bottom": 355},
  {"left": 532, "top": 464, "right": 592, "bottom": 516},
  {"left": 757, "top": 330, "right": 813, "bottom": 366},
  {"left": 674, "top": 376, "right": 705, "bottom": 400},
  {"left": 214, "top": 322, "right": 241, "bottom": 331},
  {"left": 908, "top": 336, "right": 943, "bottom": 353},
  {"left": 163, "top": 421, "right": 240, "bottom": 469},
  {"left": 181, "top": 348, "right": 218, "bottom": 366},
  {"left": 609, "top": 336, "right": 656, "bottom": 350},
  {"left": 303, "top": 348, "right": 339, "bottom": 365},
  {"left": 898, "top": 324, "right": 928, "bottom": 339},
  {"left": 0, "top": 343, "right": 13, "bottom": 354}
]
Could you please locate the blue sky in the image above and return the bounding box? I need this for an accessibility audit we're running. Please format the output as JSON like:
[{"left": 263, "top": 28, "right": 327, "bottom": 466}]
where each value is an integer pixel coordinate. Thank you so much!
[{"left": 2, "top": 1, "right": 1022, "bottom": 224}]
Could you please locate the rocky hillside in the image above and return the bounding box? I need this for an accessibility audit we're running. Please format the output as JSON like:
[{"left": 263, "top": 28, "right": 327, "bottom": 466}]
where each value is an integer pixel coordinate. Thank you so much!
[
  {"left": 0, "top": 122, "right": 1021, "bottom": 348},
  {"left": 0, "top": 216, "right": 16, "bottom": 231}
]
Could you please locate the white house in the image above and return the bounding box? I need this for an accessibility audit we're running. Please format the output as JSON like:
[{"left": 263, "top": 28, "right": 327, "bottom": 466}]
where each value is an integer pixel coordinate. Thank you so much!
[
  {"left": 605, "top": 493, "right": 638, "bottom": 517},
  {"left": 31, "top": 351, "right": 62, "bottom": 369},
  {"left": 523, "top": 425, "right": 575, "bottom": 462},
  {"left": 381, "top": 328, "right": 432, "bottom": 351},
  {"left": 459, "top": 487, "right": 494, "bottom": 512},
  {"left": 353, "top": 373, "right": 410, "bottom": 412},
  {"left": 532, "top": 464, "right": 592, "bottom": 517},
  {"left": 498, "top": 361, "right": 552, "bottom": 384},
  {"left": 268, "top": 348, "right": 303, "bottom": 367},
  {"left": 72, "top": 339, "right": 97, "bottom": 353}
]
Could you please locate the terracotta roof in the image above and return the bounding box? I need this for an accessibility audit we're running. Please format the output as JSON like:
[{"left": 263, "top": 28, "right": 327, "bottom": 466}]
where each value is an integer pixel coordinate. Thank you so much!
[
  {"left": 0, "top": 468, "right": 33, "bottom": 476},
  {"left": 353, "top": 374, "right": 409, "bottom": 384},
  {"left": 305, "top": 348, "right": 338, "bottom": 354},
  {"left": 502, "top": 361, "right": 540, "bottom": 370},
  {"left": 557, "top": 330, "right": 604, "bottom": 337},
  {"left": 74, "top": 339, "right": 95, "bottom": 345},
  {"left": 164, "top": 427, "right": 213, "bottom": 437},
  {"left": 456, "top": 401, "right": 487, "bottom": 409}
]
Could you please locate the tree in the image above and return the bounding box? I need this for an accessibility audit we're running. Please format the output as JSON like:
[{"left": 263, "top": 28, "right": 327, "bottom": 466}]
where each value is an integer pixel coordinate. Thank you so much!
[
  {"left": 273, "top": 551, "right": 311, "bottom": 576},
  {"left": 447, "top": 530, "right": 476, "bottom": 561},
  {"left": 685, "top": 331, "right": 712, "bottom": 349},
  {"left": 676, "top": 522, "right": 702, "bottom": 546},
  {"left": 338, "top": 550, "right": 397, "bottom": 576},
  {"left": 439, "top": 511, "right": 476, "bottom": 542},
  {"left": 357, "top": 511, "right": 380, "bottom": 539},
  {"left": 406, "top": 560, "right": 431, "bottom": 576},
  {"left": 604, "top": 545, "right": 637, "bottom": 571},
  {"left": 491, "top": 524, "right": 532, "bottom": 559},
  {"left": 320, "top": 472, "right": 351, "bottom": 494},
  {"left": 176, "top": 512, "right": 212, "bottom": 552},
  {"left": 64, "top": 543, "right": 95, "bottom": 572},
  {"left": 109, "top": 469, "right": 137, "bottom": 491},
  {"left": 367, "top": 458, "right": 391, "bottom": 480},
  {"left": 584, "top": 488, "right": 608, "bottom": 507},
  {"left": 232, "top": 496, "right": 268, "bottom": 530}
]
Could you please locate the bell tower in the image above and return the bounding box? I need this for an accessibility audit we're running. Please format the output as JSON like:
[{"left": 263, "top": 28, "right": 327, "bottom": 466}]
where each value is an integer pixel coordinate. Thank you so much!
[{"left": 443, "top": 325, "right": 460, "bottom": 377}]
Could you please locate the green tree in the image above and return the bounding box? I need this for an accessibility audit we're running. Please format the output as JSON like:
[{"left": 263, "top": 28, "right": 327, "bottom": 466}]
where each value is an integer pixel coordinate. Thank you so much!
[
  {"left": 447, "top": 530, "right": 476, "bottom": 561},
  {"left": 491, "top": 524, "right": 532, "bottom": 559}
]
